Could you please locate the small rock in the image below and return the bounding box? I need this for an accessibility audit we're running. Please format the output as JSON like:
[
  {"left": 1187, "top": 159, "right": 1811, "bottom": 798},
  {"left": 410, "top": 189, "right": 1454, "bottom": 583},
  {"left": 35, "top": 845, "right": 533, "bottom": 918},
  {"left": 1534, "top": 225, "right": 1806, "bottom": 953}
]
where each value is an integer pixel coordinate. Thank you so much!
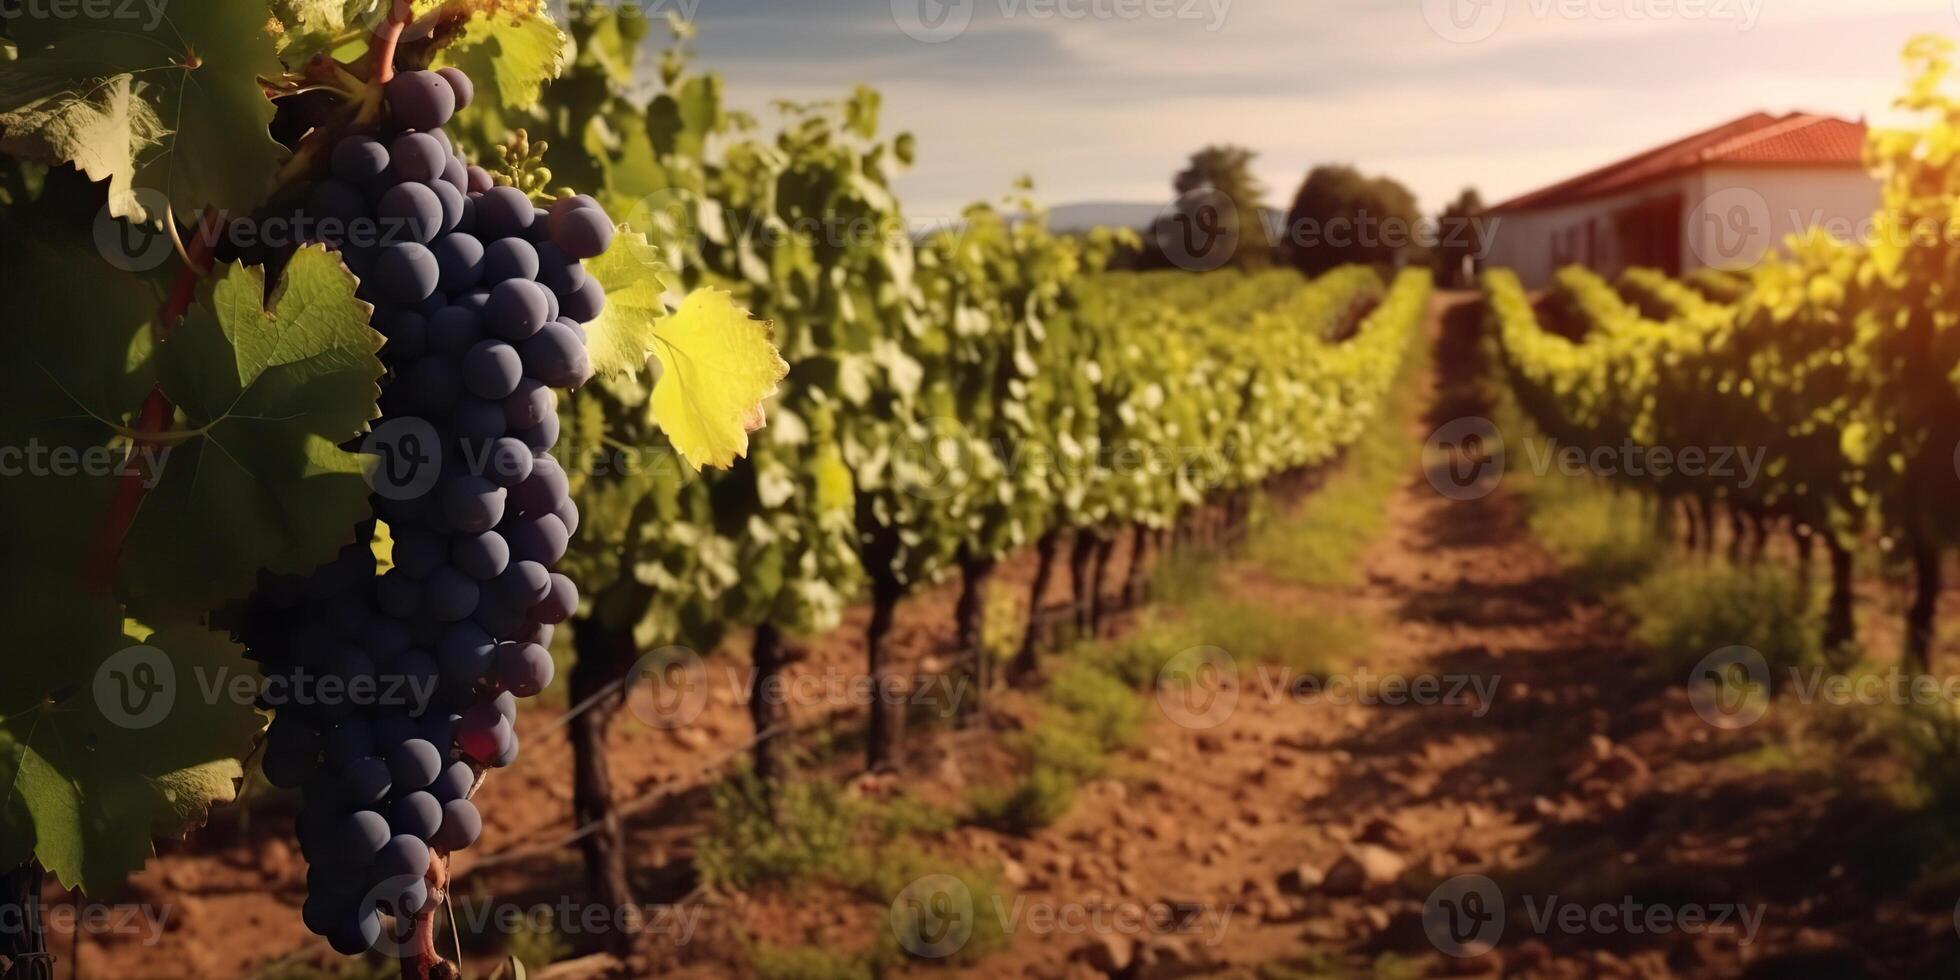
[
  {"left": 1321, "top": 845, "right": 1406, "bottom": 896},
  {"left": 1082, "top": 934, "right": 1135, "bottom": 975},
  {"left": 1278, "top": 863, "right": 1325, "bottom": 895},
  {"left": 1000, "top": 858, "right": 1030, "bottom": 889}
]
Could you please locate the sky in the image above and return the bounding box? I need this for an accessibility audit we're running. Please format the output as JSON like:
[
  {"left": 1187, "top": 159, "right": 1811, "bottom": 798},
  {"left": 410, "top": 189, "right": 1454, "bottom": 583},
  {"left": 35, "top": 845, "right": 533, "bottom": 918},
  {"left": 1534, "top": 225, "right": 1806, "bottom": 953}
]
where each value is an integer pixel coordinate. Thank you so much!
[{"left": 658, "top": 0, "right": 1960, "bottom": 220}]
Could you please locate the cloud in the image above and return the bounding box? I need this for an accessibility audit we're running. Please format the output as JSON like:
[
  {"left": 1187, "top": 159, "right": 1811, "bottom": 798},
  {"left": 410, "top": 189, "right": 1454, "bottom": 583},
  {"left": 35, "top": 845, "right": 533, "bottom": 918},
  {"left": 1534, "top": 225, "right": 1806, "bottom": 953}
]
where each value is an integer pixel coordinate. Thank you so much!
[{"left": 674, "top": 0, "right": 1954, "bottom": 215}]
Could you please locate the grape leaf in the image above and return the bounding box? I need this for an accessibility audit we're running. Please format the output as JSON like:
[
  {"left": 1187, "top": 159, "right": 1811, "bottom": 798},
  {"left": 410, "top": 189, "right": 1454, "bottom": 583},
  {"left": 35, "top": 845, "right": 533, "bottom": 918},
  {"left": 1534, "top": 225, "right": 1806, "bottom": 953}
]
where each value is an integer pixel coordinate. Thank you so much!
[
  {"left": 580, "top": 227, "right": 680, "bottom": 377},
  {"left": 0, "top": 2, "right": 288, "bottom": 221},
  {"left": 650, "top": 290, "right": 790, "bottom": 471},
  {"left": 122, "top": 246, "right": 385, "bottom": 613},
  {"left": 1, "top": 621, "right": 261, "bottom": 893},
  {"left": 432, "top": 0, "right": 568, "bottom": 113},
  {"left": 268, "top": 0, "right": 386, "bottom": 58}
]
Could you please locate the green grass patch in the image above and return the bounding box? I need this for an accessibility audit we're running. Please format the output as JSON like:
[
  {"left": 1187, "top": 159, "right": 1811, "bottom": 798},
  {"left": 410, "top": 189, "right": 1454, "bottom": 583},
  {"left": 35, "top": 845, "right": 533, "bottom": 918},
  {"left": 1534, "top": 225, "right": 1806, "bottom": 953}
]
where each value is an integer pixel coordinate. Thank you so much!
[{"left": 1623, "top": 560, "right": 1820, "bottom": 680}]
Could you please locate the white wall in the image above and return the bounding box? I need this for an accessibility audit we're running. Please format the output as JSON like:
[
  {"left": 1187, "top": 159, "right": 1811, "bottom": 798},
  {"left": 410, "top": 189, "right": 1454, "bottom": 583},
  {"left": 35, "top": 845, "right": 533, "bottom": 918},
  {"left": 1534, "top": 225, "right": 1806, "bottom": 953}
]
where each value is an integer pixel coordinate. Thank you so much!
[
  {"left": 1485, "top": 166, "right": 1879, "bottom": 288},
  {"left": 1682, "top": 166, "right": 1881, "bottom": 273},
  {"left": 1484, "top": 177, "right": 1690, "bottom": 288}
]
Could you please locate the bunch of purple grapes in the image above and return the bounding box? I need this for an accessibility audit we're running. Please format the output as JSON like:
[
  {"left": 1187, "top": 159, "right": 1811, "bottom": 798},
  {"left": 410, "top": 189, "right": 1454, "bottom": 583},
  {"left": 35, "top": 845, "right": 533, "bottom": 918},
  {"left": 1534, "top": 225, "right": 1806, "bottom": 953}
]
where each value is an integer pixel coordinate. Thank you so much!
[{"left": 237, "top": 65, "right": 615, "bottom": 956}]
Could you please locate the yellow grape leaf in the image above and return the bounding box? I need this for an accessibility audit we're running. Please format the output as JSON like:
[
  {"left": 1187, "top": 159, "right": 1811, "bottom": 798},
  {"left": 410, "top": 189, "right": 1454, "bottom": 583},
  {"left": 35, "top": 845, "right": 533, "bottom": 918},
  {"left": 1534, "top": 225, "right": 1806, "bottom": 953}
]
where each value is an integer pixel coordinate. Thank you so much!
[
  {"left": 580, "top": 227, "right": 679, "bottom": 377},
  {"left": 650, "top": 289, "right": 788, "bottom": 470}
]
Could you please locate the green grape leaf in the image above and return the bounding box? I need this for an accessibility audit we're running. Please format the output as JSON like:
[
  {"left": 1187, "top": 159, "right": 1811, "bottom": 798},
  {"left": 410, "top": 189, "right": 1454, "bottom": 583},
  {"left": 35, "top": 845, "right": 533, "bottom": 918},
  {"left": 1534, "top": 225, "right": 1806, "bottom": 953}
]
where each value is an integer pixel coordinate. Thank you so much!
[
  {"left": 433, "top": 0, "right": 569, "bottom": 113},
  {"left": 1, "top": 622, "right": 262, "bottom": 893},
  {"left": 650, "top": 290, "right": 789, "bottom": 471},
  {"left": 122, "top": 246, "right": 384, "bottom": 613},
  {"left": 0, "top": 3, "right": 287, "bottom": 221},
  {"left": 580, "top": 227, "right": 680, "bottom": 377},
  {"left": 268, "top": 0, "right": 385, "bottom": 57}
]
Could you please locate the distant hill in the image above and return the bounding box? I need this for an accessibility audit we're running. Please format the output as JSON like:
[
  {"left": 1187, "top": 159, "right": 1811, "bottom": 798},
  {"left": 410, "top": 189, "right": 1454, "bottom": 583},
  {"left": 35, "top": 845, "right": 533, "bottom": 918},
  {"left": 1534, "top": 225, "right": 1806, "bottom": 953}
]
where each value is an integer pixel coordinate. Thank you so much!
[
  {"left": 1044, "top": 200, "right": 1289, "bottom": 238},
  {"left": 1045, "top": 201, "right": 1165, "bottom": 233}
]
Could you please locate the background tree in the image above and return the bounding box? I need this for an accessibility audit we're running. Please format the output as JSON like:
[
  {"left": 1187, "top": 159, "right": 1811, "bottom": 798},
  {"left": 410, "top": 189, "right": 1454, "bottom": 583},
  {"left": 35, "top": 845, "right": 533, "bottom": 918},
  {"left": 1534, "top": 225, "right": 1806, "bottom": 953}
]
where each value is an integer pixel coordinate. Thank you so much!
[
  {"left": 1142, "top": 144, "right": 1275, "bottom": 270},
  {"left": 1282, "top": 164, "right": 1423, "bottom": 276},
  {"left": 1433, "top": 187, "right": 1489, "bottom": 288}
]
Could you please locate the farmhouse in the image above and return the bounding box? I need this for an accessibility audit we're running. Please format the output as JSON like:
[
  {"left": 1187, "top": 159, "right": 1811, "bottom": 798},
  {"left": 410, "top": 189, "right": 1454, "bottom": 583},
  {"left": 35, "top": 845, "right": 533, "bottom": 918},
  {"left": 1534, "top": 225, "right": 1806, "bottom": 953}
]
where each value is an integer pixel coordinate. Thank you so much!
[{"left": 1482, "top": 112, "right": 1877, "bottom": 287}]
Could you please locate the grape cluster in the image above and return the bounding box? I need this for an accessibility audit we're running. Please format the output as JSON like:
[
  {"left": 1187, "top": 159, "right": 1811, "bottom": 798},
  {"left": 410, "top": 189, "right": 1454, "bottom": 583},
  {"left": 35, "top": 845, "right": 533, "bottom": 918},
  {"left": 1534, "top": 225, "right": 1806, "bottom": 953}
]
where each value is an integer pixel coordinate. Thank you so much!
[{"left": 237, "top": 66, "right": 614, "bottom": 956}]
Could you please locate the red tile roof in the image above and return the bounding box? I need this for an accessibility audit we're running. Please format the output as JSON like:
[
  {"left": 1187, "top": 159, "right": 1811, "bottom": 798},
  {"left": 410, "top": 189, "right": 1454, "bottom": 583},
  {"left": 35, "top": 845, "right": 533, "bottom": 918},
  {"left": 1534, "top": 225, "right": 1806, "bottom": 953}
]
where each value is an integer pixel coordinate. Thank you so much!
[{"left": 1491, "top": 112, "right": 1867, "bottom": 212}]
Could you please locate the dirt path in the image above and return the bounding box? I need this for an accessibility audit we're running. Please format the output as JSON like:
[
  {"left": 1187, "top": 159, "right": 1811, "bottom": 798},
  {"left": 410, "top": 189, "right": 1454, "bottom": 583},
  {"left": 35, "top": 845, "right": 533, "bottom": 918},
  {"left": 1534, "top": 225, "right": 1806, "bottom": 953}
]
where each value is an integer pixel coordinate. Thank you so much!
[{"left": 940, "top": 295, "right": 1956, "bottom": 979}]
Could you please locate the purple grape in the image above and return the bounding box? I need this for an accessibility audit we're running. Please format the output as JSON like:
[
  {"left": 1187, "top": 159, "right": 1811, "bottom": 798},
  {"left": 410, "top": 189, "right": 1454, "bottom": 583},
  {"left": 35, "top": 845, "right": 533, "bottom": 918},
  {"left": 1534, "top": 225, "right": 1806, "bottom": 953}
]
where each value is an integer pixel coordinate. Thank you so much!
[
  {"left": 504, "top": 379, "right": 554, "bottom": 431},
  {"left": 389, "top": 132, "right": 447, "bottom": 184},
  {"left": 495, "top": 642, "right": 554, "bottom": 697},
  {"left": 386, "top": 70, "right": 457, "bottom": 132},
  {"left": 453, "top": 398, "right": 508, "bottom": 441},
  {"left": 452, "top": 530, "right": 510, "bottom": 581},
  {"left": 486, "top": 279, "right": 550, "bottom": 340},
  {"left": 520, "top": 321, "right": 591, "bottom": 388},
  {"left": 341, "top": 756, "right": 393, "bottom": 805},
  {"left": 438, "top": 67, "right": 474, "bottom": 111},
  {"left": 481, "top": 437, "right": 535, "bottom": 488},
  {"left": 373, "top": 242, "right": 439, "bottom": 303},
  {"left": 427, "top": 305, "right": 483, "bottom": 355},
  {"left": 432, "top": 234, "right": 485, "bottom": 293},
  {"left": 463, "top": 340, "right": 523, "bottom": 399},
  {"left": 378, "top": 182, "right": 443, "bottom": 244},
  {"left": 432, "top": 798, "right": 482, "bottom": 851},
  {"left": 501, "top": 561, "right": 552, "bottom": 607},
  {"left": 390, "top": 792, "right": 443, "bottom": 841},
  {"left": 506, "top": 514, "right": 568, "bottom": 566},
  {"left": 375, "top": 834, "right": 432, "bottom": 880},
  {"left": 466, "top": 166, "right": 495, "bottom": 194},
  {"left": 431, "top": 178, "right": 466, "bottom": 235},
  {"left": 430, "top": 762, "right": 473, "bottom": 804},
  {"left": 441, "top": 155, "right": 468, "bottom": 195},
  {"left": 480, "top": 238, "right": 538, "bottom": 285},
  {"left": 559, "top": 274, "right": 606, "bottom": 324},
  {"left": 550, "top": 205, "right": 614, "bottom": 260},
  {"left": 332, "top": 136, "right": 390, "bottom": 183},
  {"left": 423, "top": 566, "right": 481, "bottom": 623},
  {"left": 325, "top": 906, "right": 381, "bottom": 955},
  {"left": 477, "top": 186, "right": 535, "bottom": 239},
  {"left": 388, "top": 738, "right": 444, "bottom": 790},
  {"left": 336, "top": 810, "right": 391, "bottom": 865},
  {"left": 535, "top": 573, "right": 579, "bottom": 625}
]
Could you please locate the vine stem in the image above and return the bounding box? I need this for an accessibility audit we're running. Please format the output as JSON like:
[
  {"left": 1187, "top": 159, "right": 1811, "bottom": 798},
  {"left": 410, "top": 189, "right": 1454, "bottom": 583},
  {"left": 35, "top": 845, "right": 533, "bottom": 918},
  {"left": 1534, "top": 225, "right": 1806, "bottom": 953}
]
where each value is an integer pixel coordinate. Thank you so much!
[
  {"left": 399, "top": 854, "right": 456, "bottom": 980},
  {"left": 84, "top": 208, "right": 221, "bottom": 594},
  {"left": 370, "top": 0, "right": 412, "bottom": 86}
]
